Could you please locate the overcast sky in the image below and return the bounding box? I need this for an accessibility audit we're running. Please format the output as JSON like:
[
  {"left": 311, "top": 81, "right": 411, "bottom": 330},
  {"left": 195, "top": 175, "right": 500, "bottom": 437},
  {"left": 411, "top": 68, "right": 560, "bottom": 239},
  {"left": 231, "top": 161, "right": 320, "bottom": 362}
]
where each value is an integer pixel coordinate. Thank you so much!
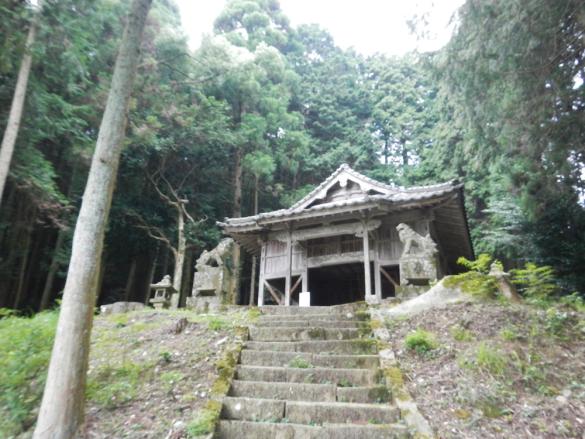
[{"left": 174, "top": 0, "right": 465, "bottom": 55}]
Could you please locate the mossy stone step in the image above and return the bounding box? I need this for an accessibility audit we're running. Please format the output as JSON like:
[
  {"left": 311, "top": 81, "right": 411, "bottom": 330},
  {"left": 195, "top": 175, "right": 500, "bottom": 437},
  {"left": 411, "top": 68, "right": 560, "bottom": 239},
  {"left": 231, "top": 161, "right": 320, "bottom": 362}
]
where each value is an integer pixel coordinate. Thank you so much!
[
  {"left": 249, "top": 326, "right": 359, "bottom": 341},
  {"left": 236, "top": 365, "right": 379, "bottom": 387},
  {"left": 239, "top": 350, "right": 380, "bottom": 369},
  {"left": 229, "top": 380, "right": 391, "bottom": 404},
  {"left": 244, "top": 339, "right": 378, "bottom": 354},
  {"left": 258, "top": 312, "right": 366, "bottom": 322},
  {"left": 221, "top": 397, "right": 400, "bottom": 425},
  {"left": 215, "top": 419, "right": 409, "bottom": 439},
  {"left": 255, "top": 319, "right": 363, "bottom": 328}
]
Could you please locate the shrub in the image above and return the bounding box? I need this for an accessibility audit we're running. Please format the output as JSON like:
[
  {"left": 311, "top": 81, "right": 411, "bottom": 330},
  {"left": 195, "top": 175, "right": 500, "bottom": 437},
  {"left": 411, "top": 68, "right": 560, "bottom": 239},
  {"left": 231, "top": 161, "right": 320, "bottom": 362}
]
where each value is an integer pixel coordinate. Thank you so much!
[
  {"left": 0, "top": 311, "right": 58, "bottom": 437},
  {"left": 443, "top": 254, "right": 499, "bottom": 299},
  {"left": 404, "top": 329, "right": 438, "bottom": 354},
  {"left": 511, "top": 263, "right": 559, "bottom": 300}
]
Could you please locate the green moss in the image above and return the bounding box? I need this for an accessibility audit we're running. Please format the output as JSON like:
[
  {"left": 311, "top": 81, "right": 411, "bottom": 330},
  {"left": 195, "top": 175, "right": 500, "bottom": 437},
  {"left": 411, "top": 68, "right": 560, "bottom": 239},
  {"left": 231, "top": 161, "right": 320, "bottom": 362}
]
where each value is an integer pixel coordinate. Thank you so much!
[
  {"left": 450, "top": 325, "right": 474, "bottom": 342},
  {"left": 307, "top": 327, "right": 325, "bottom": 339},
  {"left": 187, "top": 400, "right": 222, "bottom": 437},
  {"left": 247, "top": 307, "right": 262, "bottom": 321},
  {"left": 350, "top": 338, "right": 378, "bottom": 354},
  {"left": 355, "top": 310, "right": 371, "bottom": 321},
  {"left": 210, "top": 345, "right": 241, "bottom": 396}
]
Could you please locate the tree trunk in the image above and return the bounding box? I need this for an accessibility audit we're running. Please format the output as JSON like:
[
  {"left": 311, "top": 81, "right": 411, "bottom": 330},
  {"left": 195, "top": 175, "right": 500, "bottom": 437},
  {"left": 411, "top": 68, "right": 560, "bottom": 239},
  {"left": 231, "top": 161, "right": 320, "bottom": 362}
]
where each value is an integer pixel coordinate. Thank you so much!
[
  {"left": 123, "top": 258, "right": 136, "bottom": 302},
  {"left": 33, "top": 1, "right": 152, "bottom": 437},
  {"left": 249, "top": 175, "right": 259, "bottom": 306},
  {"left": 232, "top": 149, "right": 243, "bottom": 304},
  {"left": 144, "top": 244, "right": 158, "bottom": 304},
  {"left": 39, "top": 230, "right": 65, "bottom": 310},
  {"left": 173, "top": 208, "right": 185, "bottom": 293},
  {"left": 0, "top": 6, "right": 38, "bottom": 207}
]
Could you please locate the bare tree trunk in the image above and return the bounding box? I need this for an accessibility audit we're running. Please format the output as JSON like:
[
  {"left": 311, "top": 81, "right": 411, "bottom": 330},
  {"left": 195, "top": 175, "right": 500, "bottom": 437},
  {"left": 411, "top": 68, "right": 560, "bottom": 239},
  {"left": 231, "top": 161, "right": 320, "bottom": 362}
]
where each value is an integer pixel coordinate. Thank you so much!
[
  {"left": 33, "top": 1, "right": 152, "bottom": 437},
  {"left": 123, "top": 258, "right": 136, "bottom": 302},
  {"left": 232, "top": 149, "right": 243, "bottom": 304},
  {"left": 0, "top": 6, "right": 39, "bottom": 207},
  {"left": 173, "top": 208, "right": 185, "bottom": 292},
  {"left": 39, "top": 230, "right": 65, "bottom": 310},
  {"left": 144, "top": 244, "right": 158, "bottom": 304},
  {"left": 249, "top": 175, "right": 259, "bottom": 306}
]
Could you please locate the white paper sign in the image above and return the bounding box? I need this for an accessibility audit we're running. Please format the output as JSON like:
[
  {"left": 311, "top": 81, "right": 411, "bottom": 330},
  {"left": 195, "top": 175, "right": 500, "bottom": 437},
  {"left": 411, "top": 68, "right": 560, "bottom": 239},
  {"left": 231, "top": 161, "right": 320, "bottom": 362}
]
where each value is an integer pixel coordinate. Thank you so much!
[{"left": 299, "top": 291, "right": 311, "bottom": 307}]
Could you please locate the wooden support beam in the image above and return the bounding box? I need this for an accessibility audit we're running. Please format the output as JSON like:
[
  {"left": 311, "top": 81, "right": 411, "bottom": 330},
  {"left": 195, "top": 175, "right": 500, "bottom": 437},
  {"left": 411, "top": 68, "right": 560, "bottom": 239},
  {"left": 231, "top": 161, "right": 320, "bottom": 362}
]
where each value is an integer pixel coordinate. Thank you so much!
[
  {"left": 380, "top": 266, "right": 400, "bottom": 288},
  {"left": 257, "top": 243, "right": 266, "bottom": 306},
  {"left": 264, "top": 280, "right": 283, "bottom": 305},
  {"left": 291, "top": 275, "right": 302, "bottom": 295},
  {"left": 284, "top": 229, "right": 292, "bottom": 306},
  {"left": 362, "top": 220, "right": 372, "bottom": 299}
]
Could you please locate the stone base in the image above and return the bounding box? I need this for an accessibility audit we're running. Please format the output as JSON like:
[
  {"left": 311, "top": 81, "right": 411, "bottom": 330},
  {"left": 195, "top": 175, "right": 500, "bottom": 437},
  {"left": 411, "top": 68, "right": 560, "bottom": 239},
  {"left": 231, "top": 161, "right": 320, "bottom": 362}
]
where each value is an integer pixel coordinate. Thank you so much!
[
  {"left": 365, "top": 294, "right": 381, "bottom": 305},
  {"left": 186, "top": 296, "right": 221, "bottom": 312},
  {"left": 396, "top": 285, "right": 430, "bottom": 299}
]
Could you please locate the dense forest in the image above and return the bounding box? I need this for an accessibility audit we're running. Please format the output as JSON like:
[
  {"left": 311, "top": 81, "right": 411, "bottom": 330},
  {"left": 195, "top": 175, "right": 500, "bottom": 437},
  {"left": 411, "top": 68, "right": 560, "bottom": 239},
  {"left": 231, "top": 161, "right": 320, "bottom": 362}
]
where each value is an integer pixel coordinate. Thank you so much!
[{"left": 0, "top": 0, "right": 584, "bottom": 313}]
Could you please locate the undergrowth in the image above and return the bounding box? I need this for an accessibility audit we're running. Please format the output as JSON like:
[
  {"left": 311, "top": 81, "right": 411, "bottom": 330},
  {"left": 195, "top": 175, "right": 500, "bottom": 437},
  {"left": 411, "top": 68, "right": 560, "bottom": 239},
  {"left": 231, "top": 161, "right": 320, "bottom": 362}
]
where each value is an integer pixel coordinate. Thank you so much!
[
  {"left": 404, "top": 328, "right": 438, "bottom": 354},
  {"left": 0, "top": 310, "right": 58, "bottom": 437}
]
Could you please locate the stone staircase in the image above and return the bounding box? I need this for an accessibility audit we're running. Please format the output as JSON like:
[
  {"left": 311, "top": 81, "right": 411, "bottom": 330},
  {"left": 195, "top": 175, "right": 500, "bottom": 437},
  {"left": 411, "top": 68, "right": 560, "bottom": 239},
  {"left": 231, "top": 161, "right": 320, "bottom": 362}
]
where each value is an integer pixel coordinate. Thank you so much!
[{"left": 214, "top": 305, "right": 409, "bottom": 438}]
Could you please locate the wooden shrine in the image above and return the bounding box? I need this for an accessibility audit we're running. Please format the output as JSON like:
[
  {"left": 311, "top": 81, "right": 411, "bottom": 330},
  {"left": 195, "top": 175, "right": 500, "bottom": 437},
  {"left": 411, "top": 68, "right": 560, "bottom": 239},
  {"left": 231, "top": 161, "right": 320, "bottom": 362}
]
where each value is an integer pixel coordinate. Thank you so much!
[{"left": 219, "top": 164, "right": 474, "bottom": 306}]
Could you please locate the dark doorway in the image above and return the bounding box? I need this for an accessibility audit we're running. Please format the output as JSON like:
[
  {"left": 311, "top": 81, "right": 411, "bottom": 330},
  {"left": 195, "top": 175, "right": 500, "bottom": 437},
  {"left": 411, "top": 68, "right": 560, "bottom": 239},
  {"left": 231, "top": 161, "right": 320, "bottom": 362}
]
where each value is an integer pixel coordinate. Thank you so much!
[
  {"left": 380, "top": 265, "right": 400, "bottom": 299},
  {"left": 308, "top": 262, "right": 371, "bottom": 306}
]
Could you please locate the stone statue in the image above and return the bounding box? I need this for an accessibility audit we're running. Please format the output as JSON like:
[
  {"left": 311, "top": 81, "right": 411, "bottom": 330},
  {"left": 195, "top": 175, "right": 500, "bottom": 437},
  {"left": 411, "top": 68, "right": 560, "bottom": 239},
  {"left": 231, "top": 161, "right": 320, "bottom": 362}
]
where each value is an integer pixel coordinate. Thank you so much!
[
  {"left": 488, "top": 262, "right": 523, "bottom": 303},
  {"left": 187, "top": 238, "right": 236, "bottom": 311},
  {"left": 396, "top": 223, "right": 438, "bottom": 257},
  {"left": 396, "top": 223, "right": 440, "bottom": 296},
  {"left": 149, "top": 275, "right": 176, "bottom": 309}
]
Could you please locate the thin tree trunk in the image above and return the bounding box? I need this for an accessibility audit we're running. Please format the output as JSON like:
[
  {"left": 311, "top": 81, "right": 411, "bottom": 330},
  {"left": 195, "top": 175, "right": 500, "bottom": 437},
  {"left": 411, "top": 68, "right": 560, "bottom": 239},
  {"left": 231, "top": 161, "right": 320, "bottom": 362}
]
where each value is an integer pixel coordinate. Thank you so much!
[
  {"left": 39, "top": 230, "right": 65, "bottom": 310},
  {"left": 232, "top": 149, "right": 243, "bottom": 304},
  {"left": 144, "top": 244, "right": 158, "bottom": 304},
  {"left": 0, "top": 6, "right": 39, "bottom": 207},
  {"left": 249, "top": 175, "right": 259, "bottom": 306},
  {"left": 33, "top": 1, "right": 152, "bottom": 437},
  {"left": 123, "top": 258, "right": 136, "bottom": 302},
  {"left": 173, "top": 208, "right": 185, "bottom": 293}
]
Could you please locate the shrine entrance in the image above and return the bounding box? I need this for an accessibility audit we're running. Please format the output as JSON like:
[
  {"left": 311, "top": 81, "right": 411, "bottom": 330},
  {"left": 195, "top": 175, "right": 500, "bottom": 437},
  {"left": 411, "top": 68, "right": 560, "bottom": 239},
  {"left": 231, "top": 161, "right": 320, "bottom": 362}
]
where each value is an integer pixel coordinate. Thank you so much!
[{"left": 308, "top": 262, "right": 369, "bottom": 306}]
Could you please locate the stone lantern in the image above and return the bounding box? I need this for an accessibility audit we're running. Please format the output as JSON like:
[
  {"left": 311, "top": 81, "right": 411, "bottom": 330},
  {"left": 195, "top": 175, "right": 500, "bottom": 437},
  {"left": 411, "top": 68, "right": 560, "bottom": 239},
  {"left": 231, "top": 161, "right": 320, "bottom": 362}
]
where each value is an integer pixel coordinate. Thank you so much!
[{"left": 149, "top": 275, "right": 176, "bottom": 309}]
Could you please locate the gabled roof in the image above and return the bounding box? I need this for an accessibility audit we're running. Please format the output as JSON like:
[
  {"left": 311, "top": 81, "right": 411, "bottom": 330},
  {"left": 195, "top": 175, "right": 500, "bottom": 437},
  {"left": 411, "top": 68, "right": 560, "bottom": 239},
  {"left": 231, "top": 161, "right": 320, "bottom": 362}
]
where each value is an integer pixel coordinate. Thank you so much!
[{"left": 218, "top": 164, "right": 463, "bottom": 232}]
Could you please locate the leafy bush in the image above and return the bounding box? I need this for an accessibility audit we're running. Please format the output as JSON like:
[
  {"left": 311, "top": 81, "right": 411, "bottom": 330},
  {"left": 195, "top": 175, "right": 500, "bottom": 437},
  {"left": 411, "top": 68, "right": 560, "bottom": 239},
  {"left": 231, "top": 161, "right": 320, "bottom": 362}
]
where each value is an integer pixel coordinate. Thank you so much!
[
  {"left": 0, "top": 311, "right": 58, "bottom": 437},
  {"left": 443, "top": 254, "right": 499, "bottom": 299},
  {"left": 511, "top": 263, "right": 559, "bottom": 299},
  {"left": 404, "top": 329, "right": 438, "bottom": 354}
]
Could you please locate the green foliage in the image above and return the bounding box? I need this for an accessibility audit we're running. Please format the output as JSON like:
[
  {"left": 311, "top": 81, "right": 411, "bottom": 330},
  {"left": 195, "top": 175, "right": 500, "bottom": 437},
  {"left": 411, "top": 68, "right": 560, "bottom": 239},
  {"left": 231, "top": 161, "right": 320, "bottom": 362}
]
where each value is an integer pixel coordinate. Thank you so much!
[
  {"left": 187, "top": 400, "right": 222, "bottom": 437},
  {"left": 470, "top": 343, "right": 507, "bottom": 376},
  {"left": 0, "top": 311, "right": 58, "bottom": 437},
  {"left": 404, "top": 329, "right": 438, "bottom": 354},
  {"left": 511, "top": 263, "right": 559, "bottom": 300},
  {"left": 208, "top": 317, "right": 229, "bottom": 331},
  {"left": 443, "top": 254, "right": 499, "bottom": 299},
  {"left": 288, "top": 356, "right": 313, "bottom": 369}
]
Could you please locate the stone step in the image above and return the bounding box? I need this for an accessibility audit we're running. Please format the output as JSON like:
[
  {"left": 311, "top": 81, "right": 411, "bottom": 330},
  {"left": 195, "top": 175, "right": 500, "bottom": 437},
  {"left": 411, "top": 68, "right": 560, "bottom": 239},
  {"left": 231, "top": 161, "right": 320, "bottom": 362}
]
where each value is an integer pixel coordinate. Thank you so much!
[
  {"left": 256, "top": 319, "right": 363, "bottom": 328},
  {"left": 259, "top": 304, "right": 363, "bottom": 316},
  {"left": 215, "top": 420, "right": 409, "bottom": 439},
  {"left": 249, "top": 326, "right": 360, "bottom": 341},
  {"left": 244, "top": 339, "right": 378, "bottom": 354},
  {"left": 229, "top": 380, "right": 391, "bottom": 404},
  {"left": 258, "top": 312, "right": 364, "bottom": 322},
  {"left": 229, "top": 380, "right": 336, "bottom": 402},
  {"left": 239, "top": 350, "right": 380, "bottom": 369},
  {"left": 221, "top": 397, "right": 400, "bottom": 425},
  {"left": 236, "top": 365, "right": 380, "bottom": 387}
]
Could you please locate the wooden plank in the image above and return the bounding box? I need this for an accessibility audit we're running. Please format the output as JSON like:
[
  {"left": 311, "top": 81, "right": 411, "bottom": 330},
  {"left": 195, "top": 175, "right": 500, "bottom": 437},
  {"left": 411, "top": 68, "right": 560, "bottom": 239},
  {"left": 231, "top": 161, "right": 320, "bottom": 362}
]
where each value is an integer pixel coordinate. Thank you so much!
[
  {"left": 291, "top": 275, "right": 302, "bottom": 295},
  {"left": 264, "top": 280, "right": 283, "bottom": 305},
  {"left": 380, "top": 266, "right": 399, "bottom": 288}
]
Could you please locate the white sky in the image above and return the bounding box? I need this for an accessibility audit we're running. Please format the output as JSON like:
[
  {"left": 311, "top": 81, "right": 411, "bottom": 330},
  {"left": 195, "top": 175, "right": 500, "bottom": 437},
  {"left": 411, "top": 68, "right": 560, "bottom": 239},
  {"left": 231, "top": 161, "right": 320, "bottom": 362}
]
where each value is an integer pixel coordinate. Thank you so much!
[{"left": 174, "top": 0, "right": 465, "bottom": 55}]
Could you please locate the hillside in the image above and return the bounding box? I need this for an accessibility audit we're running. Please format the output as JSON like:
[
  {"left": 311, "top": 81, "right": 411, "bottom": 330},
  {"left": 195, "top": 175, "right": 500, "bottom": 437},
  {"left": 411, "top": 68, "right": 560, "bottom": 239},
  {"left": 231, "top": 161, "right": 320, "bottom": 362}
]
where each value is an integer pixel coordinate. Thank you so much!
[
  {"left": 0, "top": 308, "right": 255, "bottom": 438},
  {"left": 379, "top": 299, "right": 585, "bottom": 438}
]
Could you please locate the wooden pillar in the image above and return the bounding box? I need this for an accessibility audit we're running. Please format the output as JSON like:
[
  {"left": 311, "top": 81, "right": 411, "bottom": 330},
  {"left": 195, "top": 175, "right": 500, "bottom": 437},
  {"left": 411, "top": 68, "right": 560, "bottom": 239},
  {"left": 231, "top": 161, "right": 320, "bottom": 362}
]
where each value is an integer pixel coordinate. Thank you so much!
[
  {"left": 257, "top": 243, "right": 266, "bottom": 306},
  {"left": 302, "top": 268, "right": 308, "bottom": 293},
  {"left": 362, "top": 221, "right": 372, "bottom": 299},
  {"left": 374, "top": 260, "right": 382, "bottom": 301},
  {"left": 284, "top": 229, "right": 292, "bottom": 306}
]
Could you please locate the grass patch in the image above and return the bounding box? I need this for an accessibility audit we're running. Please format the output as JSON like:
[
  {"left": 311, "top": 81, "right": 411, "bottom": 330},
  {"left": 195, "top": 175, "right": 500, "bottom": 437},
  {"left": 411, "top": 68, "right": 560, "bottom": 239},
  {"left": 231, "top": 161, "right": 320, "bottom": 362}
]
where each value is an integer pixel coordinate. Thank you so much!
[
  {"left": 461, "top": 342, "right": 507, "bottom": 377},
  {"left": 160, "top": 371, "right": 184, "bottom": 392},
  {"left": 86, "top": 360, "right": 153, "bottom": 408},
  {"left": 404, "top": 329, "right": 438, "bottom": 354},
  {"left": 0, "top": 310, "right": 58, "bottom": 437},
  {"left": 450, "top": 325, "right": 474, "bottom": 342},
  {"left": 208, "top": 317, "right": 229, "bottom": 331},
  {"left": 288, "top": 356, "right": 313, "bottom": 369},
  {"left": 500, "top": 326, "right": 519, "bottom": 341}
]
